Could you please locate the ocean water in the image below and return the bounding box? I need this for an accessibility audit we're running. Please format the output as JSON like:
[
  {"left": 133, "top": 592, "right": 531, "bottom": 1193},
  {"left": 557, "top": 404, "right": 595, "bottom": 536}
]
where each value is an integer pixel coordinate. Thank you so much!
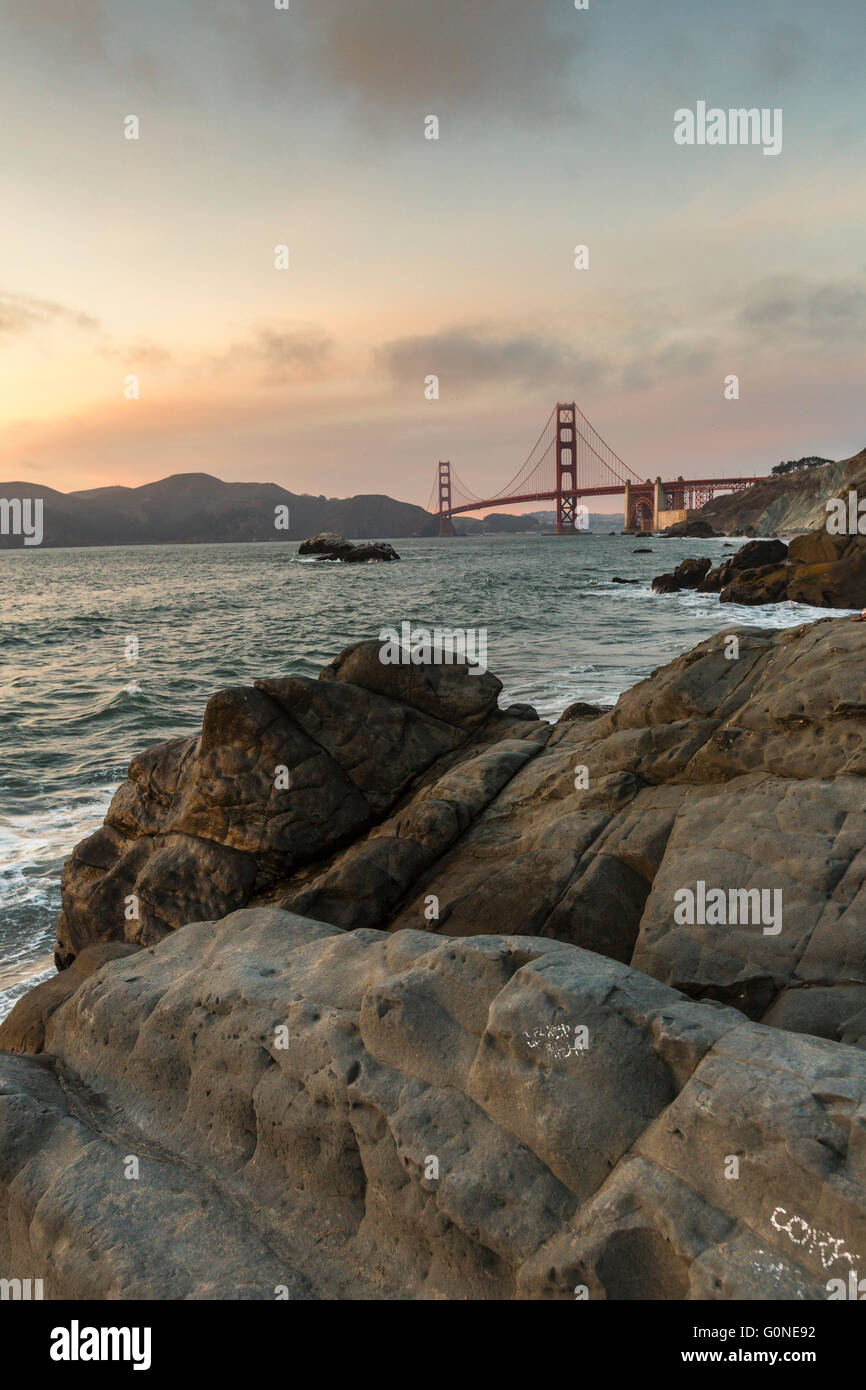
[{"left": 0, "top": 534, "right": 836, "bottom": 1018}]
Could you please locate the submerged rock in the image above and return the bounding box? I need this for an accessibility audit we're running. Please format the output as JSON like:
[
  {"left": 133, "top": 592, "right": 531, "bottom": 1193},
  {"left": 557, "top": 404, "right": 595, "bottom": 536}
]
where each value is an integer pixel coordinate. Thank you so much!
[
  {"left": 661, "top": 518, "right": 720, "bottom": 538},
  {"left": 298, "top": 532, "right": 400, "bottom": 562}
]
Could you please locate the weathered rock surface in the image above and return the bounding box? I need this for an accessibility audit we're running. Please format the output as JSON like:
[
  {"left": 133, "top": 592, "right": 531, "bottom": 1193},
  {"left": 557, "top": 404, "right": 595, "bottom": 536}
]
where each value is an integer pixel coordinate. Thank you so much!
[
  {"left": 5, "top": 619, "right": 866, "bottom": 1300},
  {"left": 651, "top": 556, "right": 715, "bottom": 593},
  {"left": 54, "top": 646, "right": 507, "bottom": 967},
  {"left": 558, "top": 701, "right": 611, "bottom": 724},
  {"left": 0, "top": 943, "right": 141, "bottom": 1054},
  {"left": 48, "top": 621, "right": 866, "bottom": 1048},
  {"left": 4, "top": 909, "right": 866, "bottom": 1299},
  {"left": 784, "top": 536, "right": 866, "bottom": 608},
  {"left": 651, "top": 573, "right": 681, "bottom": 594},
  {"left": 693, "top": 539, "right": 789, "bottom": 595},
  {"left": 297, "top": 532, "right": 399, "bottom": 563},
  {"left": 718, "top": 561, "right": 792, "bottom": 606},
  {"left": 673, "top": 556, "right": 712, "bottom": 588}
]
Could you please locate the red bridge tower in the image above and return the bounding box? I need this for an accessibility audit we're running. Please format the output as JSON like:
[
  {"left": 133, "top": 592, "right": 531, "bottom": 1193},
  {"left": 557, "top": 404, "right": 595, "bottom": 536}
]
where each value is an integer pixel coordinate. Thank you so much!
[
  {"left": 555, "top": 401, "right": 578, "bottom": 532},
  {"left": 438, "top": 461, "right": 454, "bottom": 536}
]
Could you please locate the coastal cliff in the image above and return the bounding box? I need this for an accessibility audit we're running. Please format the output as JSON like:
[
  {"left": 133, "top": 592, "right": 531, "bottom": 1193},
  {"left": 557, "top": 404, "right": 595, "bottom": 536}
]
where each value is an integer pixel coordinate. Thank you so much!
[
  {"left": 2, "top": 621, "right": 866, "bottom": 1299},
  {"left": 686, "top": 446, "right": 866, "bottom": 537}
]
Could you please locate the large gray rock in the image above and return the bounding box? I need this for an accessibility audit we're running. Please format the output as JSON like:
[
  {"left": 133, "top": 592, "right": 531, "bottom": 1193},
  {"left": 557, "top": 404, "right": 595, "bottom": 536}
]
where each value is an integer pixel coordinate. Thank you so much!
[
  {"left": 54, "top": 649, "right": 499, "bottom": 967},
  {"left": 3, "top": 910, "right": 865, "bottom": 1299},
  {"left": 50, "top": 622, "right": 866, "bottom": 1049},
  {"left": 7, "top": 617, "right": 866, "bottom": 1301}
]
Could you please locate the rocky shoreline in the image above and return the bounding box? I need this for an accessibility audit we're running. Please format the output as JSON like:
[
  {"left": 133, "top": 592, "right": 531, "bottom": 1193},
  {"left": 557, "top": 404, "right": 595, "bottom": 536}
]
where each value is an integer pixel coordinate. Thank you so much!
[
  {"left": 653, "top": 533, "right": 866, "bottom": 608},
  {"left": 3, "top": 621, "right": 866, "bottom": 1299}
]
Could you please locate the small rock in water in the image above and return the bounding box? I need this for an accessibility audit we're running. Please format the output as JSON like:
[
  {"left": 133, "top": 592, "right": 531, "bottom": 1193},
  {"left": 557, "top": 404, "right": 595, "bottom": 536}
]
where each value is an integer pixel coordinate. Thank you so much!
[
  {"left": 298, "top": 531, "right": 400, "bottom": 563},
  {"left": 662, "top": 518, "right": 720, "bottom": 538},
  {"left": 502, "top": 702, "right": 540, "bottom": 721},
  {"left": 672, "top": 556, "right": 712, "bottom": 588},
  {"left": 651, "top": 573, "right": 681, "bottom": 593},
  {"left": 558, "top": 700, "right": 610, "bottom": 722}
]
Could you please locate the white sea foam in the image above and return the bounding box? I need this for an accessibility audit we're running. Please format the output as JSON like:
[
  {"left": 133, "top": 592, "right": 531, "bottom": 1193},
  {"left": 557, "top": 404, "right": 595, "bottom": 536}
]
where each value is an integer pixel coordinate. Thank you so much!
[
  {"left": 0, "top": 788, "right": 116, "bottom": 1019},
  {"left": 0, "top": 788, "right": 115, "bottom": 886}
]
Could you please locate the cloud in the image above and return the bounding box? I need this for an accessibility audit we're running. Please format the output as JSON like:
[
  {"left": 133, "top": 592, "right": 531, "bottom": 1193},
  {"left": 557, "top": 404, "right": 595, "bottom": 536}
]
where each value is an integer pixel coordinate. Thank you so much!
[
  {"left": 0, "top": 0, "right": 107, "bottom": 56},
  {"left": 0, "top": 291, "right": 99, "bottom": 337},
  {"left": 752, "top": 20, "right": 810, "bottom": 82},
  {"left": 621, "top": 341, "right": 717, "bottom": 391},
  {"left": 166, "top": 0, "right": 583, "bottom": 122},
  {"left": 311, "top": 0, "right": 581, "bottom": 122},
  {"left": 253, "top": 326, "right": 333, "bottom": 373},
  {"left": 740, "top": 277, "right": 866, "bottom": 345},
  {"left": 0, "top": 0, "right": 166, "bottom": 88},
  {"left": 376, "top": 327, "right": 605, "bottom": 395},
  {"left": 217, "top": 323, "right": 334, "bottom": 380},
  {"left": 99, "top": 338, "right": 173, "bottom": 367}
]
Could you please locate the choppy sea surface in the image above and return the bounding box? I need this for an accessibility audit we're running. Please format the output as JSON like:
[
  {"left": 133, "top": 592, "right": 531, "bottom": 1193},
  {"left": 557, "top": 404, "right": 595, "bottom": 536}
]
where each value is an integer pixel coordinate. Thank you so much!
[{"left": 0, "top": 534, "right": 838, "bottom": 1017}]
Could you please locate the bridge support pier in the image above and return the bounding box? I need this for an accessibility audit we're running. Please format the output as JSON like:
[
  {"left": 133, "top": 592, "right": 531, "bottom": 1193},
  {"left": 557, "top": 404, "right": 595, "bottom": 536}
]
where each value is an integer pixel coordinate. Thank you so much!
[
  {"left": 555, "top": 402, "right": 578, "bottom": 531},
  {"left": 623, "top": 481, "right": 654, "bottom": 532},
  {"left": 654, "top": 475, "right": 687, "bottom": 532},
  {"left": 438, "top": 461, "right": 454, "bottom": 536}
]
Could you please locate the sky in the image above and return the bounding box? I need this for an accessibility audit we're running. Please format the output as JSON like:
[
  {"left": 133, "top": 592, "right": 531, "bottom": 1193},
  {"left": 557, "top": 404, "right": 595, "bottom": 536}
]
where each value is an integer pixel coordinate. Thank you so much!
[{"left": 0, "top": 0, "right": 864, "bottom": 513}]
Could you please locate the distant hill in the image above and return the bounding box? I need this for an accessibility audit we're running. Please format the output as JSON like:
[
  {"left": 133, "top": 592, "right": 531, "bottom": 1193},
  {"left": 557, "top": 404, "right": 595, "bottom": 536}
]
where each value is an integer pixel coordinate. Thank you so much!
[
  {"left": 0, "top": 473, "right": 439, "bottom": 549},
  {"left": 454, "top": 513, "right": 541, "bottom": 534},
  {"left": 529, "top": 509, "right": 622, "bottom": 533},
  {"left": 451, "top": 510, "right": 622, "bottom": 535},
  {"left": 694, "top": 446, "right": 866, "bottom": 535}
]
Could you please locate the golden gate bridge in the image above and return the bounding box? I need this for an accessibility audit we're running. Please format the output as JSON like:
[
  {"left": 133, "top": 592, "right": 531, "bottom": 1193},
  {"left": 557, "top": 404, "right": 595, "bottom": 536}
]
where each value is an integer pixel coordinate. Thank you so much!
[{"left": 425, "top": 402, "right": 767, "bottom": 534}]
